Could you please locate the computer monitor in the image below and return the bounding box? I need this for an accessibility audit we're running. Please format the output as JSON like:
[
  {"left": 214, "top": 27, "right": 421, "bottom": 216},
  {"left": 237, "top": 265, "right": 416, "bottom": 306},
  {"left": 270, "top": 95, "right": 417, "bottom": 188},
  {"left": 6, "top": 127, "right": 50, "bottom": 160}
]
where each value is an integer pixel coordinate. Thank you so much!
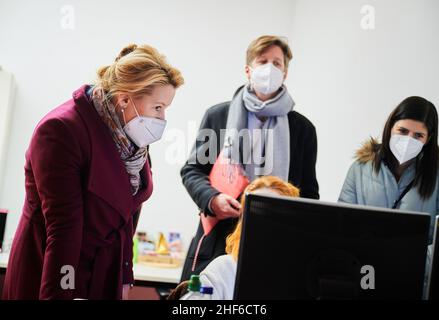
[
  {"left": 0, "top": 209, "right": 7, "bottom": 252},
  {"left": 427, "top": 216, "right": 439, "bottom": 300},
  {"left": 234, "top": 194, "right": 431, "bottom": 300}
]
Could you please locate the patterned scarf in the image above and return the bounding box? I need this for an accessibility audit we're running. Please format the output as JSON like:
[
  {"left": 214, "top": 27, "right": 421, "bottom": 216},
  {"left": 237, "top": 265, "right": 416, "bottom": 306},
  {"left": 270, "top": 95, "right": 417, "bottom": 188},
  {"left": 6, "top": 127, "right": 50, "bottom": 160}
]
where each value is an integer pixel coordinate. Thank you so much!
[
  {"left": 224, "top": 84, "right": 294, "bottom": 182},
  {"left": 91, "top": 87, "right": 148, "bottom": 195}
]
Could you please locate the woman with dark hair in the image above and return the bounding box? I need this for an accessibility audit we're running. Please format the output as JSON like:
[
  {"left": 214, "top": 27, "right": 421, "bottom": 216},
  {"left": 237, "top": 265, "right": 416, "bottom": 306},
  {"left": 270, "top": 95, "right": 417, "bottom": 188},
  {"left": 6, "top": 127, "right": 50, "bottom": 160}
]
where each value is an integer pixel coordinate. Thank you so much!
[{"left": 339, "top": 96, "right": 439, "bottom": 242}]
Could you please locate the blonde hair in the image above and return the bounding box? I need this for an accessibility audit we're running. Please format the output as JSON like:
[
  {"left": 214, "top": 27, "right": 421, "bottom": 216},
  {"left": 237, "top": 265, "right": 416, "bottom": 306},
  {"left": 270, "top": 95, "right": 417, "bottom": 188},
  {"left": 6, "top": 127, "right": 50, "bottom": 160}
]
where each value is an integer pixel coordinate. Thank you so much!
[
  {"left": 246, "top": 35, "right": 293, "bottom": 69},
  {"left": 96, "top": 44, "right": 184, "bottom": 98},
  {"left": 225, "top": 176, "right": 300, "bottom": 260}
]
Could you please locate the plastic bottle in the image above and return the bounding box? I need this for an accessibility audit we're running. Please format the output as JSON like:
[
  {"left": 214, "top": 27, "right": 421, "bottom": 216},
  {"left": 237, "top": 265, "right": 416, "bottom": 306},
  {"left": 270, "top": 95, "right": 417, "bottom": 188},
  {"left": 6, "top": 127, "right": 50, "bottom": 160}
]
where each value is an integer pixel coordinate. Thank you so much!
[
  {"left": 199, "top": 286, "right": 214, "bottom": 300},
  {"left": 132, "top": 236, "right": 138, "bottom": 264},
  {"left": 180, "top": 275, "right": 202, "bottom": 300}
]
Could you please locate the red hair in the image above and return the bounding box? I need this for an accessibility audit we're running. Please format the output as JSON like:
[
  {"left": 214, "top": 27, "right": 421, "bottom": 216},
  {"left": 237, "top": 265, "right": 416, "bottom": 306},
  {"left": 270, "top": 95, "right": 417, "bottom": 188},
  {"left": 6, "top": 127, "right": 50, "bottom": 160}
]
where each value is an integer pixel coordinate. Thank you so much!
[{"left": 225, "top": 176, "right": 300, "bottom": 260}]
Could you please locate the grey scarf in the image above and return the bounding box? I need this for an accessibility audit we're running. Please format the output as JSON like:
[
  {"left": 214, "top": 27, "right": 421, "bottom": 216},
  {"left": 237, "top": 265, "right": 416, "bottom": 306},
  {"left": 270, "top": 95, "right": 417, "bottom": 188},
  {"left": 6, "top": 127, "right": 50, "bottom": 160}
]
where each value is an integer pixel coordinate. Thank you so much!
[
  {"left": 223, "top": 84, "right": 294, "bottom": 182},
  {"left": 91, "top": 87, "right": 148, "bottom": 195}
]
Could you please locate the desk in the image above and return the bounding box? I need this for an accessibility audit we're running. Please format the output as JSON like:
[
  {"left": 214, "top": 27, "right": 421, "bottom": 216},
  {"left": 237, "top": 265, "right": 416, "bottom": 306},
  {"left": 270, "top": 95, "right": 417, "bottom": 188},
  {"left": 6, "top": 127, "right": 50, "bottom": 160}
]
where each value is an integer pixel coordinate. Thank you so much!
[
  {"left": 0, "top": 252, "right": 182, "bottom": 288},
  {"left": 132, "top": 263, "right": 182, "bottom": 288}
]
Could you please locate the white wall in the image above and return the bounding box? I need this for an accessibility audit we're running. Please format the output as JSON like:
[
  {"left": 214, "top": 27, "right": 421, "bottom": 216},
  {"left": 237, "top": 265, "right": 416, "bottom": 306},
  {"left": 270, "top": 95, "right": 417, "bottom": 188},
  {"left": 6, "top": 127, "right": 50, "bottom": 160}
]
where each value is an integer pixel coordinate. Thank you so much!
[
  {"left": 288, "top": 0, "right": 439, "bottom": 202},
  {"left": 0, "top": 0, "right": 438, "bottom": 252},
  {"left": 0, "top": 69, "right": 15, "bottom": 200},
  {"left": 0, "top": 0, "right": 295, "bottom": 249}
]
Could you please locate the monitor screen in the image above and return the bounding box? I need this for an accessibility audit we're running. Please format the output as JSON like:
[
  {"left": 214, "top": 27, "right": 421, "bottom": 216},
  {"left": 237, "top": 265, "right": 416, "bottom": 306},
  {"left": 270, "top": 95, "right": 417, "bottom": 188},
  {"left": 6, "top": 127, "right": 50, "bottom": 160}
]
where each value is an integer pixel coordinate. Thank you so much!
[
  {"left": 234, "top": 194, "right": 431, "bottom": 300},
  {"left": 0, "top": 209, "right": 7, "bottom": 252},
  {"left": 427, "top": 216, "right": 439, "bottom": 300}
]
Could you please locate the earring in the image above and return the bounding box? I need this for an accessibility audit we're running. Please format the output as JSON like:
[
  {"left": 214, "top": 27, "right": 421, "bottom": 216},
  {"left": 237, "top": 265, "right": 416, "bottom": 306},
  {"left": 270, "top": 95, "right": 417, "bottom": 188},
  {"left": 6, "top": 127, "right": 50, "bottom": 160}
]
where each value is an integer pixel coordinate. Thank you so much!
[{"left": 120, "top": 106, "right": 127, "bottom": 125}]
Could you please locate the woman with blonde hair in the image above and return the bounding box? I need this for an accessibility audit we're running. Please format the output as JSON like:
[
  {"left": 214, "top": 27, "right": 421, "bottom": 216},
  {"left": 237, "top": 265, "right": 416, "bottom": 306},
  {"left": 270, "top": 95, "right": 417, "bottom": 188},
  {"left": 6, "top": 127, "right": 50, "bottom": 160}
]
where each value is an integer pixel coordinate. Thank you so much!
[
  {"left": 2, "top": 44, "right": 184, "bottom": 300},
  {"left": 181, "top": 176, "right": 300, "bottom": 300}
]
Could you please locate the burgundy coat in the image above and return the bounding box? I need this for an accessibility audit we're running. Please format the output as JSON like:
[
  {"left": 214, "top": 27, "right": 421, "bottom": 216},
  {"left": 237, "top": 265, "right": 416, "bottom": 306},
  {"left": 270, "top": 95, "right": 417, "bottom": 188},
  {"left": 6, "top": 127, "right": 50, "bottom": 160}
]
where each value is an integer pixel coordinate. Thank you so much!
[{"left": 2, "top": 85, "right": 153, "bottom": 300}]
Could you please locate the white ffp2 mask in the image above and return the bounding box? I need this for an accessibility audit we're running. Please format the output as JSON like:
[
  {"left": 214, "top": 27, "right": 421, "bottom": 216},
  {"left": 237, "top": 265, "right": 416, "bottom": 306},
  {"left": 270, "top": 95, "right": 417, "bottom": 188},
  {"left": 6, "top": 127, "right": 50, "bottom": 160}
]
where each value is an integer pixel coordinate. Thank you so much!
[
  {"left": 124, "top": 116, "right": 166, "bottom": 148},
  {"left": 122, "top": 99, "right": 167, "bottom": 148},
  {"left": 250, "top": 63, "right": 284, "bottom": 95},
  {"left": 389, "top": 134, "right": 424, "bottom": 164}
]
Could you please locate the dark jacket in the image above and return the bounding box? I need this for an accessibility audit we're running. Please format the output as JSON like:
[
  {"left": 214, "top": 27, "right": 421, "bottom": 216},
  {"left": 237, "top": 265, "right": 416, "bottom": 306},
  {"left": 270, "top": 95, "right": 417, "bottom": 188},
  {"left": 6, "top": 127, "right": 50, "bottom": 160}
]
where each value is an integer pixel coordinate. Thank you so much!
[
  {"left": 180, "top": 93, "right": 319, "bottom": 281},
  {"left": 2, "top": 85, "right": 153, "bottom": 300}
]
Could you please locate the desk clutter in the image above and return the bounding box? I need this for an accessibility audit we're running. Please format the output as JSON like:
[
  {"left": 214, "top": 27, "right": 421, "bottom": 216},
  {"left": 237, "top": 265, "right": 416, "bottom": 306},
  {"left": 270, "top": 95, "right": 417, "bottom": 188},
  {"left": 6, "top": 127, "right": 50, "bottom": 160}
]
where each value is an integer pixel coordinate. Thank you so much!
[{"left": 133, "top": 231, "right": 184, "bottom": 268}]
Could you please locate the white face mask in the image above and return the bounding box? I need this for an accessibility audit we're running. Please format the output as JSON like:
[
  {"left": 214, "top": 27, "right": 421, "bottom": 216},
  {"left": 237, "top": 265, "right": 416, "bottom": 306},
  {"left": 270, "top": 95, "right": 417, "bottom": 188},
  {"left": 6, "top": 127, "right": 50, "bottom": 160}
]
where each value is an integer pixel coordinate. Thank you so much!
[
  {"left": 250, "top": 62, "right": 284, "bottom": 95},
  {"left": 389, "top": 134, "right": 424, "bottom": 165},
  {"left": 122, "top": 99, "right": 167, "bottom": 148}
]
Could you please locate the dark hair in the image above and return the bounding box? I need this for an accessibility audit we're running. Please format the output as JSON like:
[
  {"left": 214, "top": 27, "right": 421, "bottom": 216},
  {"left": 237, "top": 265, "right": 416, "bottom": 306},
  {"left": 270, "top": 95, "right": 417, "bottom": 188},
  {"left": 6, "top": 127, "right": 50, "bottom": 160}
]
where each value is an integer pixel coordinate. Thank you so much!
[{"left": 374, "top": 96, "right": 439, "bottom": 199}]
